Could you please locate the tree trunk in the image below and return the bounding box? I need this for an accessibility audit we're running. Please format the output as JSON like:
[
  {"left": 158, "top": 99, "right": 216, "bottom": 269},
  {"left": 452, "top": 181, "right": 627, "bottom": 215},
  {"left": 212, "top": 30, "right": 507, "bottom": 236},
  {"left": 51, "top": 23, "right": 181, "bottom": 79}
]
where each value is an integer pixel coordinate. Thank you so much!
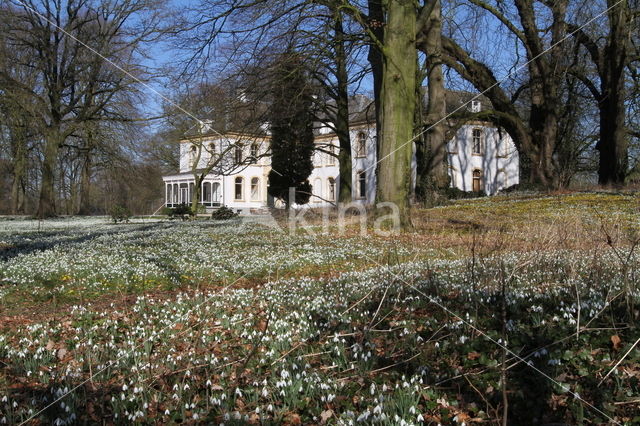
[
  {"left": 368, "top": 0, "right": 384, "bottom": 178},
  {"left": 415, "top": 0, "right": 448, "bottom": 202},
  {"left": 191, "top": 176, "right": 203, "bottom": 214},
  {"left": 10, "top": 129, "right": 27, "bottom": 215},
  {"left": 597, "top": 93, "right": 628, "bottom": 185},
  {"left": 36, "top": 129, "right": 62, "bottom": 218},
  {"left": 528, "top": 97, "right": 559, "bottom": 187},
  {"left": 597, "top": 0, "right": 629, "bottom": 185},
  {"left": 377, "top": 0, "right": 417, "bottom": 228},
  {"left": 334, "top": 11, "right": 352, "bottom": 204},
  {"left": 77, "top": 151, "right": 93, "bottom": 215}
]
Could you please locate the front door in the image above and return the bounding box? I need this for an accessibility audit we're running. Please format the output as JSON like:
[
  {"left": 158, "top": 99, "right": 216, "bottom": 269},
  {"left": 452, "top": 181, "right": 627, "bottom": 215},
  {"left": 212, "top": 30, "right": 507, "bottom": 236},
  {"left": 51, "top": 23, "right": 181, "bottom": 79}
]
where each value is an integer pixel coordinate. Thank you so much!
[{"left": 472, "top": 170, "right": 482, "bottom": 192}]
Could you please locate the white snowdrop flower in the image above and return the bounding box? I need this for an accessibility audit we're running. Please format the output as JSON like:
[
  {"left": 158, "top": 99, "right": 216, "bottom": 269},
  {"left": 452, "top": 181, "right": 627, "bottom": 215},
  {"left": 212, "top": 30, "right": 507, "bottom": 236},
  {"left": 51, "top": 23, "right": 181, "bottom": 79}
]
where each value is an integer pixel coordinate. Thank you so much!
[
  {"left": 206, "top": 380, "right": 212, "bottom": 387},
  {"left": 184, "top": 383, "right": 190, "bottom": 390},
  {"left": 235, "top": 387, "right": 242, "bottom": 397},
  {"left": 417, "top": 413, "right": 424, "bottom": 422},
  {"left": 122, "top": 384, "right": 128, "bottom": 391},
  {"left": 409, "top": 406, "right": 416, "bottom": 414}
]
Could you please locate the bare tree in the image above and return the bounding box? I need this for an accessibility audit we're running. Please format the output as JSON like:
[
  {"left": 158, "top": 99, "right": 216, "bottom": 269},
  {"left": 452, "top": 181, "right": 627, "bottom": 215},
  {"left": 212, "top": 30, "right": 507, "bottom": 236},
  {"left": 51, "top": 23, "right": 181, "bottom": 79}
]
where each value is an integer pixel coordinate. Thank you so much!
[
  {"left": 429, "top": 0, "right": 575, "bottom": 188},
  {"left": 565, "top": 0, "right": 638, "bottom": 184},
  {"left": 0, "top": 0, "right": 167, "bottom": 218}
]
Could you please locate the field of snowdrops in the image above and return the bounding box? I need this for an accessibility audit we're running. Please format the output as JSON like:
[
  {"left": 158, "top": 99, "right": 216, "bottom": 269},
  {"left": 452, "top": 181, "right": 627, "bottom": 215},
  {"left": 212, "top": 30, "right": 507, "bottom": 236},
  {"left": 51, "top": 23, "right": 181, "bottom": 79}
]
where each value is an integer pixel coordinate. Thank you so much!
[{"left": 1, "top": 193, "right": 639, "bottom": 425}]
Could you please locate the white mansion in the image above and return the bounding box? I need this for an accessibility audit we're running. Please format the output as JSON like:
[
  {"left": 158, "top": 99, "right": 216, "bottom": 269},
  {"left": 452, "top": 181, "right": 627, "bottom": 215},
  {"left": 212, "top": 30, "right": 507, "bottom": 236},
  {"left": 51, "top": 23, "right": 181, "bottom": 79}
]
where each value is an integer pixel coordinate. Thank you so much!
[{"left": 162, "top": 95, "right": 520, "bottom": 213}]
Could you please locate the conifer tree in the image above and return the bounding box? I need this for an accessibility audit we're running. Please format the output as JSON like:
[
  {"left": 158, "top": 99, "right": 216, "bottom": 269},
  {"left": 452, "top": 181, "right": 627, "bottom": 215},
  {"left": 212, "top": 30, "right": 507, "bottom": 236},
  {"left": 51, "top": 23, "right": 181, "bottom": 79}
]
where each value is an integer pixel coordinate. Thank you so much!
[{"left": 267, "top": 53, "right": 315, "bottom": 208}]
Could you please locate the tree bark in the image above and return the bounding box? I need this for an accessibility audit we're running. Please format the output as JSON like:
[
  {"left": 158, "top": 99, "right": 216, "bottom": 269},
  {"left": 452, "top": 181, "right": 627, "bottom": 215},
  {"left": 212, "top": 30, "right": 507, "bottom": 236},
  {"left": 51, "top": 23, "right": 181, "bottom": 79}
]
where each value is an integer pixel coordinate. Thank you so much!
[
  {"left": 77, "top": 128, "right": 95, "bottom": 215},
  {"left": 377, "top": 0, "right": 417, "bottom": 228},
  {"left": 36, "top": 127, "right": 63, "bottom": 218},
  {"left": 368, "top": 0, "right": 384, "bottom": 177},
  {"left": 597, "top": 0, "right": 629, "bottom": 185},
  {"left": 334, "top": 11, "right": 353, "bottom": 204},
  {"left": 10, "top": 126, "right": 27, "bottom": 215},
  {"left": 415, "top": 0, "right": 448, "bottom": 202}
]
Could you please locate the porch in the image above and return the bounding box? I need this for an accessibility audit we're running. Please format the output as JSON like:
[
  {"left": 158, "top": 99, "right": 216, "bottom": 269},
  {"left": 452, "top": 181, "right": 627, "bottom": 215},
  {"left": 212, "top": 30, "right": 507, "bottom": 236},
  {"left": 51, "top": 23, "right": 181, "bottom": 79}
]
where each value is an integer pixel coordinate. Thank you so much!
[{"left": 164, "top": 177, "right": 223, "bottom": 210}]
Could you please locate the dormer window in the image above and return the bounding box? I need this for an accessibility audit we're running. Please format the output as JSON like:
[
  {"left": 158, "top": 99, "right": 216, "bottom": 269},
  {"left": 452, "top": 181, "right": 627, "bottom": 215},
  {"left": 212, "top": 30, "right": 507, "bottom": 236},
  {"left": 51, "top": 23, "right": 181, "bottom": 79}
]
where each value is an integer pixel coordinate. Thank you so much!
[
  {"left": 250, "top": 143, "right": 259, "bottom": 163},
  {"left": 471, "top": 100, "right": 481, "bottom": 113},
  {"left": 234, "top": 144, "right": 243, "bottom": 164}
]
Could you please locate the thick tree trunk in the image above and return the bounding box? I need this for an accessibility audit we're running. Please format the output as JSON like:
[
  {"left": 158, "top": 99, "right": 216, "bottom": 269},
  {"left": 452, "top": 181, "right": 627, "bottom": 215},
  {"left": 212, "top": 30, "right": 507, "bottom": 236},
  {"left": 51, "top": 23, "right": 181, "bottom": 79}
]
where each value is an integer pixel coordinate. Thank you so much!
[
  {"left": 10, "top": 130, "right": 27, "bottom": 215},
  {"left": 191, "top": 176, "right": 203, "bottom": 214},
  {"left": 334, "top": 12, "right": 352, "bottom": 204},
  {"left": 368, "top": 0, "right": 384, "bottom": 176},
  {"left": 377, "top": 0, "right": 417, "bottom": 228},
  {"left": 36, "top": 129, "right": 62, "bottom": 218},
  {"left": 77, "top": 151, "right": 93, "bottom": 215},
  {"left": 528, "top": 99, "right": 559, "bottom": 187},
  {"left": 597, "top": 94, "right": 628, "bottom": 185},
  {"left": 416, "top": 0, "right": 448, "bottom": 202},
  {"left": 597, "top": 0, "right": 629, "bottom": 185}
]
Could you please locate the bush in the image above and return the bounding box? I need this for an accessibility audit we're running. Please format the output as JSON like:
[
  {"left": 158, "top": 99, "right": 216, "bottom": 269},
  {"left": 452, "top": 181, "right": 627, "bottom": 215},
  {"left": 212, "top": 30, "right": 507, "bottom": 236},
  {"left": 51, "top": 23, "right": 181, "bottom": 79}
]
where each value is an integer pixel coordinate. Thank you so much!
[
  {"left": 110, "top": 205, "right": 131, "bottom": 223},
  {"left": 166, "top": 204, "right": 194, "bottom": 220},
  {"left": 211, "top": 206, "right": 240, "bottom": 220},
  {"left": 443, "top": 187, "right": 486, "bottom": 200}
]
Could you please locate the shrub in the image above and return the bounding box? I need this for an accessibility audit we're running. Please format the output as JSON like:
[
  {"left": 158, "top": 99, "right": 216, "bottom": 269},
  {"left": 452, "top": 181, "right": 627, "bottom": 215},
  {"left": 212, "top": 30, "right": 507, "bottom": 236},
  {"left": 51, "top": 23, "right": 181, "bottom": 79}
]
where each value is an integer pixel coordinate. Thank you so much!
[
  {"left": 168, "top": 204, "right": 194, "bottom": 220},
  {"left": 211, "top": 205, "right": 240, "bottom": 220},
  {"left": 110, "top": 205, "right": 131, "bottom": 223}
]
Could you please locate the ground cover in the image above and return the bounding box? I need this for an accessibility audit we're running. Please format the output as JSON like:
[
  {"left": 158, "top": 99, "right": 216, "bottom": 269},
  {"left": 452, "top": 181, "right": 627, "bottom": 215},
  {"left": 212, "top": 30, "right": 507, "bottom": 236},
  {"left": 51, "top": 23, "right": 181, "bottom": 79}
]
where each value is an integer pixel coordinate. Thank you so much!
[{"left": 1, "top": 192, "right": 639, "bottom": 425}]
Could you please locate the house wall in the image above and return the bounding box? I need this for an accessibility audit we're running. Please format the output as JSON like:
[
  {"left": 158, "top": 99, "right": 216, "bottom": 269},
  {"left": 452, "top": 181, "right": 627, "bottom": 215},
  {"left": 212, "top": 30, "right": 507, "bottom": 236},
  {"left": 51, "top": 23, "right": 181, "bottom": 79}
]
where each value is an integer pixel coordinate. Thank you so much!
[
  {"left": 165, "top": 121, "right": 519, "bottom": 213},
  {"left": 447, "top": 124, "right": 519, "bottom": 194}
]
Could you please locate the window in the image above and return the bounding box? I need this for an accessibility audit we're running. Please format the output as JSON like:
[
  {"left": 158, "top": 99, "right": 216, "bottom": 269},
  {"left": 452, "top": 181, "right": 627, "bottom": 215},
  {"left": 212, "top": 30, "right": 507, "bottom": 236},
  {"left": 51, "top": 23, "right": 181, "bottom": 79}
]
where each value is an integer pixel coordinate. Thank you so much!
[
  {"left": 188, "top": 182, "right": 194, "bottom": 204},
  {"left": 357, "top": 171, "right": 366, "bottom": 199},
  {"left": 166, "top": 184, "right": 173, "bottom": 206},
  {"left": 356, "top": 132, "right": 366, "bottom": 157},
  {"left": 203, "top": 182, "right": 212, "bottom": 203},
  {"left": 212, "top": 182, "right": 221, "bottom": 204},
  {"left": 234, "top": 177, "right": 244, "bottom": 200},
  {"left": 327, "top": 143, "right": 336, "bottom": 166},
  {"left": 209, "top": 143, "right": 218, "bottom": 163},
  {"left": 189, "top": 145, "right": 197, "bottom": 167},
  {"left": 234, "top": 144, "right": 243, "bottom": 164},
  {"left": 173, "top": 184, "right": 178, "bottom": 204},
  {"left": 472, "top": 129, "right": 483, "bottom": 155},
  {"left": 250, "top": 143, "right": 259, "bottom": 163},
  {"left": 328, "top": 177, "right": 336, "bottom": 202},
  {"left": 471, "top": 100, "right": 481, "bottom": 113},
  {"left": 472, "top": 169, "right": 483, "bottom": 192},
  {"left": 250, "top": 177, "right": 260, "bottom": 201},
  {"left": 313, "top": 178, "right": 322, "bottom": 203}
]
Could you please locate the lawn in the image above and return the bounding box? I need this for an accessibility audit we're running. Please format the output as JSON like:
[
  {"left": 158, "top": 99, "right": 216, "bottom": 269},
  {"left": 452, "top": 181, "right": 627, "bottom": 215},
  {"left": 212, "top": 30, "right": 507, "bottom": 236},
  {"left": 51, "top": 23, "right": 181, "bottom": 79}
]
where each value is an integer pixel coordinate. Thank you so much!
[{"left": 1, "top": 192, "right": 639, "bottom": 425}]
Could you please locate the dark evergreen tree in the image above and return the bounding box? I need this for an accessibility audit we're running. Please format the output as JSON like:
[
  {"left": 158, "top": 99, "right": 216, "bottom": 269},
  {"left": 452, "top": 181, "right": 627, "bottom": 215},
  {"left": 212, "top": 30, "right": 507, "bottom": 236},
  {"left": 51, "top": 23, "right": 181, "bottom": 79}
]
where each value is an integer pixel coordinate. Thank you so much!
[{"left": 267, "top": 53, "right": 315, "bottom": 207}]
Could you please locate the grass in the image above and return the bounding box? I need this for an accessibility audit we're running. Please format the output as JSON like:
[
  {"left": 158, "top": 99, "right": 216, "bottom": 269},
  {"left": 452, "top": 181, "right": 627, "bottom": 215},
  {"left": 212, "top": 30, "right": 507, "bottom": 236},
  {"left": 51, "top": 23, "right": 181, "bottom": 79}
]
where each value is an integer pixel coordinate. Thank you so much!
[{"left": 1, "top": 192, "right": 639, "bottom": 425}]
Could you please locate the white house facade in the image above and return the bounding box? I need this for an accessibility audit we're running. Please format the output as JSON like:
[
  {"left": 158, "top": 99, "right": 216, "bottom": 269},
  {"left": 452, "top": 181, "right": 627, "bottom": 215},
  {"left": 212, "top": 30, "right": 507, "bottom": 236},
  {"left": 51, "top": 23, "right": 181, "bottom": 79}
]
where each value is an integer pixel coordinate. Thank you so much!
[
  {"left": 162, "top": 122, "right": 519, "bottom": 214},
  {"left": 162, "top": 93, "right": 520, "bottom": 214},
  {"left": 447, "top": 123, "right": 519, "bottom": 194}
]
